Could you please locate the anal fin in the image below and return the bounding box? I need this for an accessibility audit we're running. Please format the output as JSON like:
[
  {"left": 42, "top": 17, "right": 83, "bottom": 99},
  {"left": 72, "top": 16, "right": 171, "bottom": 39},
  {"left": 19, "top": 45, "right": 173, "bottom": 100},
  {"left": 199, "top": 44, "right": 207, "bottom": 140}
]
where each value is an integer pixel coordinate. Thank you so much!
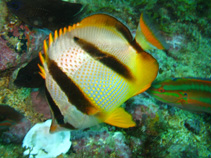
[
  {"left": 103, "top": 107, "right": 136, "bottom": 128},
  {"left": 50, "top": 116, "right": 64, "bottom": 133}
]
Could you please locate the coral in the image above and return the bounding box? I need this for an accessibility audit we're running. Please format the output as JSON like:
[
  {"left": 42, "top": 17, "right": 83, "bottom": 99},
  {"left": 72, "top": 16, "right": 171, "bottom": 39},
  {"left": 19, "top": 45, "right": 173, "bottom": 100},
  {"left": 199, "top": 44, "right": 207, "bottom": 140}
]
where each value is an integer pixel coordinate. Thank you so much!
[
  {"left": 70, "top": 127, "right": 132, "bottom": 158},
  {"left": 22, "top": 119, "right": 71, "bottom": 158}
]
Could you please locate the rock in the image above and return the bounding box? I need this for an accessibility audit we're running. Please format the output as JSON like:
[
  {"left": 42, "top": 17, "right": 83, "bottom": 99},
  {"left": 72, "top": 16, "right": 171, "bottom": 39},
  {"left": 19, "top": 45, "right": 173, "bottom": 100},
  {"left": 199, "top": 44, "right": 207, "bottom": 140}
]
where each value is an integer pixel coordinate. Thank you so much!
[{"left": 184, "top": 119, "right": 201, "bottom": 135}]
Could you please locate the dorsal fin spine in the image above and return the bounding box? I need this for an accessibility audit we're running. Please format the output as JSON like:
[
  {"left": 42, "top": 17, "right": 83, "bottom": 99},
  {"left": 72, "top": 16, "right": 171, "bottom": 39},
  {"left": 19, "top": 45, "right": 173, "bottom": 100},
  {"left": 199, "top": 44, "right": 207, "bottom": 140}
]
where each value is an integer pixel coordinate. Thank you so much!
[
  {"left": 68, "top": 26, "right": 71, "bottom": 32},
  {"left": 43, "top": 40, "right": 48, "bottom": 59},
  {"left": 38, "top": 51, "right": 46, "bottom": 79},
  {"left": 49, "top": 33, "right": 53, "bottom": 46},
  {"left": 59, "top": 28, "right": 63, "bottom": 36},
  {"left": 38, "top": 62, "right": 46, "bottom": 79},
  {"left": 54, "top": 30, "right": 58, "bottom": 40},
  {"left": 63, "top": 27, "right": 67, "bottom": 34},
  {"left": 39, "top": 51, "right": 45, "bottom": 65}
]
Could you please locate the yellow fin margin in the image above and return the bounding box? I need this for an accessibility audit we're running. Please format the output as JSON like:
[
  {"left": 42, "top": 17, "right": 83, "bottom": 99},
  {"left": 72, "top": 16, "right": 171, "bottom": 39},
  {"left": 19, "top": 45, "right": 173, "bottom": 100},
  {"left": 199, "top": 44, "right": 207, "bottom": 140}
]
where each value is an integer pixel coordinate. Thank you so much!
[
  {"left": 49, "top": 33, "right": 53, "bottom": 46},
  {"left": 59, "top": 28, "right": 63, "bottom": 36},
  {"left": 54, "top": 30, "right": 58, "bottom": 40},
  {"left": 63, "top": 27, "right": 67, "bottom": 34},
  {"left": 38, "top": 52, "right": 46, "bottom": 79},
  {"left": 74, "top": 14, "right": 133, "bottom": 42},
  {"left": 43, "top": 40, "right": 48, "bottom": 59},
  {"left": 39, "top": 51, "right": 45, "bottom": 65},
  {"left": 38, "top": 64, "right": 46, "bottom": 79}
]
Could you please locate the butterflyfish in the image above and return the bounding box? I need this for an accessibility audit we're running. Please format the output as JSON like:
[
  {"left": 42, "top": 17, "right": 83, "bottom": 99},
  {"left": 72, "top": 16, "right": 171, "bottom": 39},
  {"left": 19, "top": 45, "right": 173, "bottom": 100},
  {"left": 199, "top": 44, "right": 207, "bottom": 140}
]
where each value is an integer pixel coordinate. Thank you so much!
[
  {"left": 38, "top": 13, "right": 168, "bottom": 131},
  {"left": 147, "top": 78, "right": 211, "bottom": 113},
  {"left": 7, "top": 0, "right": 86, "bottom": 30}
]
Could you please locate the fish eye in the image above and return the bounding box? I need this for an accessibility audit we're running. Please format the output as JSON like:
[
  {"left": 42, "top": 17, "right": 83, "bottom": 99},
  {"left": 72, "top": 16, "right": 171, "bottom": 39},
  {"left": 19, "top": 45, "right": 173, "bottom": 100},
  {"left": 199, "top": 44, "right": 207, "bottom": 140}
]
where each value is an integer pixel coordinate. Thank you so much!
[
  {"left": 183, "top": 93, "right": 188, "bottom": 97},
  {"left": 158, "top": 88, "right": 165, "bottom": 93}
]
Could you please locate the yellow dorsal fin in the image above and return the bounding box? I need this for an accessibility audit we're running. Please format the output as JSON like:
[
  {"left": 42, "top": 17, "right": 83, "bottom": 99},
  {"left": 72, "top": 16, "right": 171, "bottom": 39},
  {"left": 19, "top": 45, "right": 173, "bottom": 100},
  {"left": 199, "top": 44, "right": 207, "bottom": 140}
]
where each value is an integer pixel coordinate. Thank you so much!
[
  {"left": 49, "top": 33, "right": 53, "bottom": 46},
  {"left": 103, "top": 107, "right": 136, "bottom": 128},
  {"left": 43, "top": 40, "right": 48, "bottom": 59},
  {"left": 76, "top": 14, "right": 133, "bottom": 42},
  {"left": 135, "top": 13, "right": 169, "bottom": 51},
  {"left": 39, "top": 51, "right": 45, "bottom": 65},
  {"left": 54, "top": 30, "right": 58, "bottom": 40},
  {"left": 38, "top": 63, "right": 46, "bottom": 79},
  {"left": 68, "top": 25, "right": 71, "bottom": 31},
  {"left": 38, "top": 52, "right": 46, "bottom": 79},
  {"left": 67, "top": 23, "right": 78, "bottom": 32},
  {"left": 63, "top": 27, "right": 67, "bottom": 34}
]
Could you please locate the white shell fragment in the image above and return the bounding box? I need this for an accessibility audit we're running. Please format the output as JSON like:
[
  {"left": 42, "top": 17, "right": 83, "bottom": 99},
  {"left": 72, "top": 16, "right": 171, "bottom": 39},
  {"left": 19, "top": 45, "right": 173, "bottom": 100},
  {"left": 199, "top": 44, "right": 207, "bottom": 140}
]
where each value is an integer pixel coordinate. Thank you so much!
[{"left": 22, "top": 119, "right": 71, "bottom": 158}]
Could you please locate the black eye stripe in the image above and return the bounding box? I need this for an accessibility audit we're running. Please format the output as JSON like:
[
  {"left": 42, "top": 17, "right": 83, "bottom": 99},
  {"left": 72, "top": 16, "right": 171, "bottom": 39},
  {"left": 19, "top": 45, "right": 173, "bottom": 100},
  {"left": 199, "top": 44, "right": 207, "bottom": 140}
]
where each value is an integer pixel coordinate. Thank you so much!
[{"left": 74, "top": 36, "right": 134, "bottom": 80}]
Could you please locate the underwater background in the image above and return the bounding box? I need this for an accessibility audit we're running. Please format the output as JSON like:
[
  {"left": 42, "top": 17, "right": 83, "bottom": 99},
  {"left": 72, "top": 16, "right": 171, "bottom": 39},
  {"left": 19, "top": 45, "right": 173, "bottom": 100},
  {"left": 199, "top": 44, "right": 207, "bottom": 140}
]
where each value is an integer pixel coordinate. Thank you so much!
[{"left": 0, "top": 0, "right": 211, "bottom": 157}]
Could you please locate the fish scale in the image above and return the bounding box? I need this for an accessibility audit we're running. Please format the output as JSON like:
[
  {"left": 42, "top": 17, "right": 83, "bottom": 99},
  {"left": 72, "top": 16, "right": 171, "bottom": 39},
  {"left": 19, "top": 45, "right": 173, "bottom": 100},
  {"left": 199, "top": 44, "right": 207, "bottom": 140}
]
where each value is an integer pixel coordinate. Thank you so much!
[
  {"left": 75, "top": 60, "right": 129, "bottom": 111},
  {"left": 58, "top": 48, "right": 88, "bottom": 77}
]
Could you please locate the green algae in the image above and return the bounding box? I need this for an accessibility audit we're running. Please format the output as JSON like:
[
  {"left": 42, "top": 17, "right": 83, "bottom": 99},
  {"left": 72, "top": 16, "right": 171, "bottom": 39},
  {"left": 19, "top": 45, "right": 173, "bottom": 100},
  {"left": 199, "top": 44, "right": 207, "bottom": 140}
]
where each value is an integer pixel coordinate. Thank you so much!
[
  {"left": 0, "top": 144, "right": 27, "bottom": 158},
  {"left": 0, "top": 0, "right": 8, "bottom": 31},
  {"left": 0, "top": 87, "right": 31, "bottom": 113}
]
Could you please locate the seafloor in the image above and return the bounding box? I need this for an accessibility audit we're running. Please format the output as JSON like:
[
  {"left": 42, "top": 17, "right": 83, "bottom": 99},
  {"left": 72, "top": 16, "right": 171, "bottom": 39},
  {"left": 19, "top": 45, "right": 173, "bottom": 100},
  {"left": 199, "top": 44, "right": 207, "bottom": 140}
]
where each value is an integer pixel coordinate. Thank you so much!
[{"left": 0, "top": 0, "right": 211, "bottom": 158}]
